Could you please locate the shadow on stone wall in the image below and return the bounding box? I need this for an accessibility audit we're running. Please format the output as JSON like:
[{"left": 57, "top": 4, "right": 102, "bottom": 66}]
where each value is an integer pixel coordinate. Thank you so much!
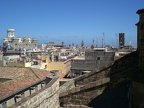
[{"left": 60, "top": 51, "right": 144, "bottom": 108}]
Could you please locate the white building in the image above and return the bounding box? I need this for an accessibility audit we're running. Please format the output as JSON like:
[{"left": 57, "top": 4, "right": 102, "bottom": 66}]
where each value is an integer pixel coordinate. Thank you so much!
[{"left": 3, "top": 29, "right": 38, "bottom": 51}]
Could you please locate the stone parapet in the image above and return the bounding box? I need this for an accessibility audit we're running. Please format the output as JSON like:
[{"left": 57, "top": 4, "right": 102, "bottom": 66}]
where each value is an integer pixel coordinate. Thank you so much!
[
  {"left": 59, "top": 51, "right": 139, "bottom": 107},
  {"left": 9, "top": 77, "right": 59, "bottom": 108},
  {"left": 130, "top": 81, "right": 144, "bottom": 108}
]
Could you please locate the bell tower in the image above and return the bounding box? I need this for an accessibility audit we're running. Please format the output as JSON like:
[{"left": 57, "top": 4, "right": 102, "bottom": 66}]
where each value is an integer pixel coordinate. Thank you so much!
[{"left": 7, "top": 29, "right": 15, "bottom": 38}]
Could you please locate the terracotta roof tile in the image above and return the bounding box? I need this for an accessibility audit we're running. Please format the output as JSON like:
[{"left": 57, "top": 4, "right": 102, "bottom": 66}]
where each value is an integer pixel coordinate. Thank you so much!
[
  {"left": 0, "top": 67, "right": 51, "bottom": 99},
  {"left": 59, "top": 73, "right": 66, "bottom": 78},
  {"left": 0, "top": 77, "right": 38, "bottom": 98},
  {"left": 0, "top": 67, "right": 24, "bottom": 78},
  {"left": 31, "top": 68, "right": 51, "bottom": 79}
]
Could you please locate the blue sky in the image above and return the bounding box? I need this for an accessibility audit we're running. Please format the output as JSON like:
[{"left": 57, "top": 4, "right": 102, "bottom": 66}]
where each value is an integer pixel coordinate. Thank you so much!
[{"left": 0, "top": 0, "right": 143, "bottom": 47}]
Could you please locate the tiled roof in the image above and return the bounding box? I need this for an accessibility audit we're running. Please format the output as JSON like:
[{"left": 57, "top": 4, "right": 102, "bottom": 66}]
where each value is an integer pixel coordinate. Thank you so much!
[
  {"left": 31, "top": 68, "right": 51, "bottom": 80},
  {"left": 0, "top": 77, "right": 37, "bottom": 98},
  {"left": 0, "top": 67, "right": 50, "bottom": 99},
  {"left": 0, "top": 67, "right": 25, "bottom": 78},
  {"left": 59, "top": 73, "right": 66, "bottom": 78}
]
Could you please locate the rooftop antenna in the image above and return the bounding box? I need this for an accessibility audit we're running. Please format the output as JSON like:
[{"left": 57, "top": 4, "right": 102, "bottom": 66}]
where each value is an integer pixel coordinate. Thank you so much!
[
  {"left": 93, "top": 39, "right": 95, "bottom": 45},
  {"left": 102, "top": 38, "right": 104, "bottom": 48},
  {"left": 97, "top": 38, "right": 98, "bottom": 47},
  {"left": 116, "top": 33, "right": 118, "bottom": 48},
  {"left": 111, "top": 40, "right": 113, "bottom": 47},
  {"left": 103, "top": 33, "right": 105, "bottom": 47}
]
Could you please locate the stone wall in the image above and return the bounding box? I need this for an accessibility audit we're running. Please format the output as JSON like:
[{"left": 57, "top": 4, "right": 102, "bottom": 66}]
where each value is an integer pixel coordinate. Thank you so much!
[
  {"left": 85, "top": 51, "right": 115, "bottom": 61},
  {"left": 60, "top": 78, "right": 110, "bottom": 106},
  {"left": 58, "top": 79, "right": 75, "bottom": 94},
  {"left": 59, "top": 51, "right": 139, "bottom": 106},
  {"left": 71, "top": 51, "right": 115, "bottom": 72},
  {"left": 9, "top": 77, "right": 60, "bottom": 108},
  {"left": 74, "top": 65, "right": 111, "bottom": 86},
  {"left": 136, "top": 9, "right": 144, "bottom": 70},
  {"left": 130, "top": 81, "right": 144, "bottom": 108},
  {"left": 72, "top": 50, "right": 138, "bottom": 86}
]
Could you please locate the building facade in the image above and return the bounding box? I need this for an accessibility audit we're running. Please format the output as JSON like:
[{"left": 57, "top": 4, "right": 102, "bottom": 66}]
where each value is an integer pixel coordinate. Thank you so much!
[
  {"left": 46, "top": 55, "right": 71, "bottom": 78},
  {"left": 119, "top": 33, "right": 125, "bottom": 48},
  {"left": 3, "top": 29, "right": 37, "bottom": 51},
  {"left": 71, "top": 48, "right": 115, "bottom": 76}
]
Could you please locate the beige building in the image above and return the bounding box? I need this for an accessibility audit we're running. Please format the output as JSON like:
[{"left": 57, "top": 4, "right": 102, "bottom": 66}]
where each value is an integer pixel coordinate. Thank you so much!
[
  {"left": 0, "top": 51, "right": 3, "bottom": 66},
  {"left": 25, "top": 54, "right": 71, "bottom": 78},
  {"left": 0, "top": 51, "right": 2, "bottom": 61},
  {"left": 45, "top": 55, "right": 71, "bottom": 78}
]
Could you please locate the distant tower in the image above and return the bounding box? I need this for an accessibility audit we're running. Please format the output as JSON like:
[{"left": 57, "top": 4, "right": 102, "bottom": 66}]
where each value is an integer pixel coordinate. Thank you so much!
[
  {"left": 7, "top": 29, "right": 15, "bottom": 38},
  {"left": 103, "top": 33, "right": 105, "bottom": 47},
  {"left": 102, "top": 38, "right": 104, "bottom": 48},
  {"left": 62, "top": 41, "right": 64, "bottom": 46},
  {"left": 116, "top": 33, "right": 118, "bottom": 48},
  {"left": 93, "top": 39, "right": 95, "bottom": 44},
  {"left": 97, "top": 38, "right": 98, "bottom": 47},
  {"left": 119, "top": 33, "right": 125, "bottom": 48},
  {"left": 72, "top": 43, "right": 74, "bottom": 46},
  {"left": 81, "top": 40, "right": 84, "bottom": 47}
]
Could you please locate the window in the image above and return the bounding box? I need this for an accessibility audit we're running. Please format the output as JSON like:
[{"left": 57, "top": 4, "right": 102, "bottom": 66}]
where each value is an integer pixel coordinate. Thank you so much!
[
  {"left": 97, "top": 57, "right": 100, "bottom": 60},
  {"left": 45, "top": 65, "right": 47, "bottom": 69}
]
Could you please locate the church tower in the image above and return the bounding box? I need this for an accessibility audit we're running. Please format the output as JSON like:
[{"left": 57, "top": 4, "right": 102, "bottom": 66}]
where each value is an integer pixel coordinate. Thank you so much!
[{"left": 7, "top": 29, "right": 15, "bottom": 38}]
